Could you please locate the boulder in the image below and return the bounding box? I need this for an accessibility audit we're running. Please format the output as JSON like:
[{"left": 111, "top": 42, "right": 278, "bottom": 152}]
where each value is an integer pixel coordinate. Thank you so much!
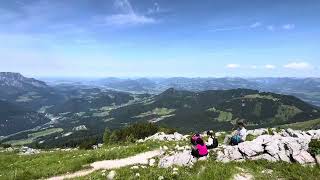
[
  {"left": 216, "top": 129, "right": 319, "bottom": 164},
  {"left": 158, "top": 150, "right": 197, "bottom": 168},
  {"left": 149, "top": 159, "right": 156, "bottom": 166},
  {"left": 249, "top": 154, "right": 278, "bottom": 162},
  {"left": 98, "top": 143, "right": 103, "bottom": 148},
  {"left": 315, "top": 155, "right": 320, "bottom": 165},
  {"left": 140, "top": 132, "right": 186, "bottom": 142},
  {"left": 238, "top": 141, "right": 264, "bottom": 157},
  {"left": 215, "top": 132, "right": 225, "bottom": 137},
  {"left": 306, "top": 129, "right": 320, "bottom": 139},
  {"left": 19, "top": 146, "right": 40, "bottom": 155},
  {"left": 6, "top": 147, "right": 14, "bottom": 152},
  {"left": 264, "top": 139, "right": 281, "bottom": 156},
  {"left": 277, "top": 150, "right": 291, "bottom": 163},
  {"left": 217, "top": 146, "right": 243, "bottom": 163},
  {"left": 292, "top": 151, "right": 315, "bottom": 164},
  {"left": 107, "top": 170, "right": 116, "bottom": 180},
  {"left": 286, "top": 129, "right": 312, "bottom": 140},
  {"left": 246, "top": 128, "right": 268, "bottom": 136},
  {"left": 72, "top": 125, "right": 87, "bottom": 131}
]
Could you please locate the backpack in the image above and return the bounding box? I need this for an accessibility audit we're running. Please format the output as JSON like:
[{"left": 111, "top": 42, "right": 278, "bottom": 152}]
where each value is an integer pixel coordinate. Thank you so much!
[{"left": 211, "top": 138, "right": 218, "bottom": 148}]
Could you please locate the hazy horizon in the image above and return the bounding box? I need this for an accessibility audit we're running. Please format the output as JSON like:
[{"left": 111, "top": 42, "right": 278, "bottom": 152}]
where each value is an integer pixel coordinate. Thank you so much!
[{"left": 2, "top": 71, "right": 320, "bottom": 80}]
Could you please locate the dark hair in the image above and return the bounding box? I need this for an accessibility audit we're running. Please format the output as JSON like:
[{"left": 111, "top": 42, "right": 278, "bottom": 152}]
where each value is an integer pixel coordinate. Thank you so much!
[
  {"left": 207, "top": 130, "right": 214, "bottom": 137},
  {"left": 196, "top": 138, "right": 204, "bottom": 145},
  {"left": 237, "top": 120, "right": 246, "bottom": 127}
]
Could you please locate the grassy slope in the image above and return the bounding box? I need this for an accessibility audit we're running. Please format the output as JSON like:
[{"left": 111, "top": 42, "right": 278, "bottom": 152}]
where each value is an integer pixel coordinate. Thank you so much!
[
  {"left": 28, "top": 128, "right": 64, "bottom": 138},
  {"left": 1, "top": 135, "right": 319, "bottom": 180},
  {"left": 76, "top": 158, "right": 320, "bottom": 180},
  {"left": 0, "top": 141, "right": 167, "bottom": 180},
  {"left": 3, "top": 128, "right": 64, "bottom": 146},
  {"left": 278, "top": 118, "right": 320, "bottom": 130}
]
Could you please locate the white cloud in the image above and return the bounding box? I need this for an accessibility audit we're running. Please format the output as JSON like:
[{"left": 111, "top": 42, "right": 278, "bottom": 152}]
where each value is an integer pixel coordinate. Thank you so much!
[
  {"left": 148, "top": 2, "right": 160, "bottom": 14},
  {"left": 267, "top": 25, "right": 275, "bottom": 31},
  {"left": 265, "top": 64, "right": 276, "bottom": 69},
  {"left": 282, "top": 24, "right": 295, "bottom": 30},
  {"left": 209, "top": 22, "right": 262, "bottom": 32},
  {"left": 250, "top": 22, "right": 262, "bottom": 28},
  {"left": 226, "top": 64, "right": 240, "bottom": 68},
  {"left": 104, "top": 14, "right": 156, "bottom": 26},
  {"left": 103, "top": 0, "right": 157, "bottom": 26},
  {"left": 114, "top": 0, "right": 134, "bottom": 13},
  {"left": 284, "top": 62, "right": 313, "bottom": 70}
]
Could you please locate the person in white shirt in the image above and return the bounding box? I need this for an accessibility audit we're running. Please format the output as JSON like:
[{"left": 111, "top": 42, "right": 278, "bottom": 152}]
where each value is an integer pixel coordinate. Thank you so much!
[
  {"left": 230, "top": 121, "right": 247, "bottom": 145},
  {"left": 223, "top": 120, "right": 247, "bottom": 146},
  {"left": 237, "top": 124, "right": 247, "bottom": 142}
]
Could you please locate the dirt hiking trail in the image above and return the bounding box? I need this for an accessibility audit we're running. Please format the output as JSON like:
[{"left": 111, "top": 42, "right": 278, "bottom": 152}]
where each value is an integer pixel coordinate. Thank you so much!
[{"left": 47, "top": 149, "right": 162, "bottom": 180}]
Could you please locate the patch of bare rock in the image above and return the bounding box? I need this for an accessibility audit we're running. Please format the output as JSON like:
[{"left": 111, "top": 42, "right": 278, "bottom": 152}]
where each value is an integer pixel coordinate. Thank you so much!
[{"left": 216, "top": 128, "right": 320, "bottom": 165}]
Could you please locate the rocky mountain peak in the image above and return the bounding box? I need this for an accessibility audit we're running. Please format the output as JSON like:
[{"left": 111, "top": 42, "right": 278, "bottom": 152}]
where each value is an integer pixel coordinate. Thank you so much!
[{"left": 0, "top": 72, "right": 48, "bottom": 89}]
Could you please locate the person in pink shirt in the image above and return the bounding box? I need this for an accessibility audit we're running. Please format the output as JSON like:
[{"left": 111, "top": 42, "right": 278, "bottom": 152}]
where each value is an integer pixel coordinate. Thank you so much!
[{"left": 191, "top": 138, "right": 208, "bottom": 158}]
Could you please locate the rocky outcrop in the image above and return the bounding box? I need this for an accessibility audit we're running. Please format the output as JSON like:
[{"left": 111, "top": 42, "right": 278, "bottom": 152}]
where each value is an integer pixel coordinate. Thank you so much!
[
  {"left": 217, "top": 129, "right": 320, "bottom": 164},
  {"left": 73, "top": 125, "right": 87, "bottom": 131},
  {"left": 19, "top": 146, "right": 40, "bottom": 155},
  {"left": 137, "top": 132, "right": 187, "bottom": 142},
  {"left": 158, "top": 150, "right": 197, "bottom": 168},
  {"left": 315, "top": 155, "right": 320, "bottom": 165},
  {"left": 246, "top": 128, "right": 269, "bottom": 136}
]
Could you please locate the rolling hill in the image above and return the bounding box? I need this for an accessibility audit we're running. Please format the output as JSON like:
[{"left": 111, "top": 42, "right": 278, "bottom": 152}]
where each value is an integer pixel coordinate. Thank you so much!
[{"left": 109, "top": 88, "right": 320, "bottom": 132}]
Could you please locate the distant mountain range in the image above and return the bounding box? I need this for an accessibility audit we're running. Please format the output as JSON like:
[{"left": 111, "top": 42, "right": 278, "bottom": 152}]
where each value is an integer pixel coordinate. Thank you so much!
[
  {"left": 51, "top": 77, "right": 319, "bottom": 106},
  {"left": 1, "top": 72, "right": 320, "bottom": 147}
]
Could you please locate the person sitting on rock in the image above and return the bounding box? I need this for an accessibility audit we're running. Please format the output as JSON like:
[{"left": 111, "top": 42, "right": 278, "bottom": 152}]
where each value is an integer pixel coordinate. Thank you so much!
[
  {"left": 191, "top": 138, "right": 208, "bottom": 158},
  {"left": 230, "top": 121, "right": 247, "bottom": 146},
  {"left": 206, "top": 130, "right": 218, "bottom": 149},
  {"left": 191, "top": 133, "right": 201, "bottom": 146}
]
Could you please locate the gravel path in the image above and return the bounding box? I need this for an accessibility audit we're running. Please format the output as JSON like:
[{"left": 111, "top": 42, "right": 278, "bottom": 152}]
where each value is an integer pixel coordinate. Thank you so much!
[{"left": 47, "top": 149, "right": 162, "bottom": 180}]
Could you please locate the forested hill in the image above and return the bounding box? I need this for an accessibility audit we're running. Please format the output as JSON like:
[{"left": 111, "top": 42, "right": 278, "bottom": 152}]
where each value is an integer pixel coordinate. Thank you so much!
[{"left": 110, "top": 88, "right": 320, "bottom": 132}]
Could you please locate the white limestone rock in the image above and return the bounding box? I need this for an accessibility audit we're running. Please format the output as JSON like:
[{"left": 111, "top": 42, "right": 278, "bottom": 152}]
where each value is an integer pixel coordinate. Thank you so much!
[
  {"left": 158, "top": 150, "right": 197, "bottom": 168},
  {"left": 292, "top": 151, "right": 316, "bottom": 164},
  {"left": 238, "top": 141, "right": 264, "bottom": 157},
  {"left": 107, "top": 170, "right": 116, "bottom": 180},
  {"left": 246, "top": 128, "right": 268, "bottom": 136},
  {"left": 315, "top": 155, "right": 320, "bottom": 165},
  {"left": 149, "top": 159, "right": 156, "bottom": 166},
  {"left": 139, "top": 132, "right": 186, "bottom": 142}
]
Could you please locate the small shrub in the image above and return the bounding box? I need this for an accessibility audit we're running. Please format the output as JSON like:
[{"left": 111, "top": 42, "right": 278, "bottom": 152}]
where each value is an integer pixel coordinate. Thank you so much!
[
  {"left": 106, "top": 122, "right": 159, "bottom": 144},
  {"left": 159, "top": 126, "right": 177, "bottom": 134},
  {"left": 267, "top": 128, "right": 274, "bottom": 135},
  {"left": 246, "top": 134, "right": 256, "bottom": 141},
  {"left": 103, "top": 128, "right": 111, "bottom": 144},
  {"left": 309, "top": 139, "right": 320, "bottom": 155},
  {"left": 0, "top": 143, "right": 12, "bottom": 148},
  {"left": 78, "top": 137, "right": 99, "bottom": 149}
]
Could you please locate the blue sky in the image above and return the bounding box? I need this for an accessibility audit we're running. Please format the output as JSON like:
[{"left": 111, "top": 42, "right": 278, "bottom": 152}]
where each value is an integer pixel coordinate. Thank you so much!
[{"left": 0, "top": 0, "right": 319, "bottom": 77}]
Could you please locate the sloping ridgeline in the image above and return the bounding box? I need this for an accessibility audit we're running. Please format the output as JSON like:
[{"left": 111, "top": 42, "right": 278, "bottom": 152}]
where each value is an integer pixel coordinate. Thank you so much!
[
  {"left": 110, "top": 88, "right": 320, "bottom": 133},
  {"left": 0, "top": 100, "right": 50, "bottom": 136}
]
